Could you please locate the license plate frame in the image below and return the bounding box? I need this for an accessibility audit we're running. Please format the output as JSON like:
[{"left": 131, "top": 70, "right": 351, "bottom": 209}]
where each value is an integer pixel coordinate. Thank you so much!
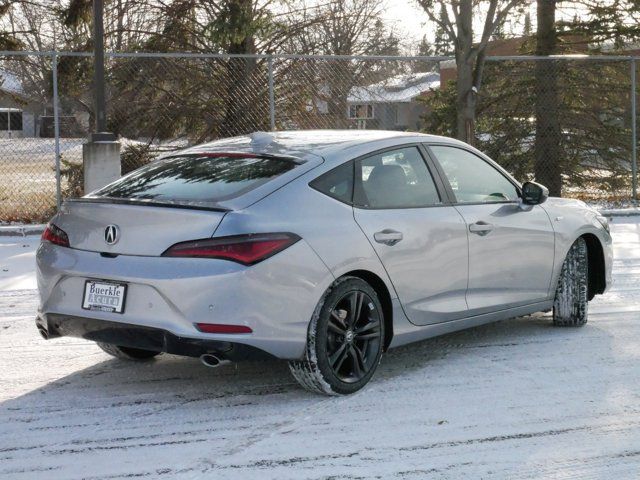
[{"left": 81, "top": 280, "right": 128, "bottom": 314}]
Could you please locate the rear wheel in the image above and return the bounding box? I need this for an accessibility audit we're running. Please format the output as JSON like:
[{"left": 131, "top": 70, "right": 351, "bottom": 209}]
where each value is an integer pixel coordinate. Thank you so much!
[
  {"left": 553, "top": 237, "right": 589, "bottom": 327},
  {"left": 97, "top": 342, "right": 161, "bottom": 361},
  {"left": 289, "top": 277, "right": 384, "bottom": 396}
]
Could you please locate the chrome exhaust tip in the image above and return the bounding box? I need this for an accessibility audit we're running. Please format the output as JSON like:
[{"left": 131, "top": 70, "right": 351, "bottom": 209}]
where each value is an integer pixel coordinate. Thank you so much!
[
  {"left": 37, "top": 326, "right": 49, "bottom": 340},
  {"left": 200, "top": 353, "right": 229, "bottom": 368}
]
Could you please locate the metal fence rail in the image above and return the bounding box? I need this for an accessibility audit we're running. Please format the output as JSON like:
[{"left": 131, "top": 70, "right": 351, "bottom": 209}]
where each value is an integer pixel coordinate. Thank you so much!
[{"left": 0, "top": 51, "right": 638, "bottom": 223}]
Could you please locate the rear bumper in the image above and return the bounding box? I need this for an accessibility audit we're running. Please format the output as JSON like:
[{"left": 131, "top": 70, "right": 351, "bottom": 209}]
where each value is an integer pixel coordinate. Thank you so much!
[
  {"left": 36, "top": 240, "right": 335, "bottom": 360},
  {"left": 36, "top": 313, "right": 275, "bottom": 361}
]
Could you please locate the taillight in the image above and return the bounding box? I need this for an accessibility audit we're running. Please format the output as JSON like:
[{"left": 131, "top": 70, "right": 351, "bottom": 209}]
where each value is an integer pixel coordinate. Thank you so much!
[
  {"left": 196, "top": 323, "right": 252, "bottom": 334},
  {"left": 42, "top": 223, "right": 70, "bottom": 247},
  {"left": 161, "top": 233, "right": 300, "bottom": 265}
]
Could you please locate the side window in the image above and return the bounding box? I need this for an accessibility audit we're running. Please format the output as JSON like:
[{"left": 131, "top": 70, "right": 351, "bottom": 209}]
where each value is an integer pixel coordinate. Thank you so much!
[
  {"left": 430, "top": 146, "right": 519, "bottom": 203},
  {"left": 310, "top": 161, "right": 354, "bottom": 204},
  {"left": 353, "top": 147, "right": 441, "bottom": 209}
]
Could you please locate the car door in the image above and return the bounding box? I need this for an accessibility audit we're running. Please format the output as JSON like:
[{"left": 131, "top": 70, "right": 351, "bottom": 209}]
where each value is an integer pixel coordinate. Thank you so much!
[
  {"left": 427, "top": 144, "right": 555, "bottom": 315},
  {"left": 352, "top": 145, "right": 469, "bottom": 326}
]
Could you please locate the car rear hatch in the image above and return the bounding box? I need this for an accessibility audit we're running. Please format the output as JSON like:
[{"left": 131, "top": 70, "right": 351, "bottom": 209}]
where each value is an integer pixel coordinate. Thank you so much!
[
  {"left": 54, "top": 200, "right": 228, "bottom": 256},
  {"left": 54, "top": 151, "right": 322, "bottom": 256}
]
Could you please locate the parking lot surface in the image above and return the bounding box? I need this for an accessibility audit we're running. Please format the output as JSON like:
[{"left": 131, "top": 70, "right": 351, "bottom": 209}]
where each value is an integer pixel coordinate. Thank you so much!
[{"left": 1, "top": 218, "right": 639, "bottom": 479}]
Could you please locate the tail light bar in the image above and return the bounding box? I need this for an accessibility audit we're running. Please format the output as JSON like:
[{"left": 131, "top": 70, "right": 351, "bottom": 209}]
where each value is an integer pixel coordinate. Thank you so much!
[
  {"left": 161, "top": 232, "right": 301, "bottom": 266},
  {"left": 42, "top": 223, "right": 70, "bottom": 247}
]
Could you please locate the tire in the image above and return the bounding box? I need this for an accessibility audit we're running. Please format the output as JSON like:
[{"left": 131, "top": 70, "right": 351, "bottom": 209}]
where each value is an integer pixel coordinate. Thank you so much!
[
  {"left": 289, "top": 276, "right": 385, "bottom": 396},
  {"left": 553, "top": 237, "right": 589, "bottom": 327},
  {"left": 97, "top": 342, "right": 162, "bottom": 361}
]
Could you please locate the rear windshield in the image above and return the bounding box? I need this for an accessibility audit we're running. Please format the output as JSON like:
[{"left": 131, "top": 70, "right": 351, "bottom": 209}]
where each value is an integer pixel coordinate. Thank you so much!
[{"left": 91, "top": 155, "right": 297, "bottom": 204}]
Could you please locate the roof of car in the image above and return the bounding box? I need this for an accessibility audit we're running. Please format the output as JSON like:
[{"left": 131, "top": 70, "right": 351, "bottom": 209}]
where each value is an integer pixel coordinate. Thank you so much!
[{"left": 174, "top": 130, "right": 465, "bottom": 161}]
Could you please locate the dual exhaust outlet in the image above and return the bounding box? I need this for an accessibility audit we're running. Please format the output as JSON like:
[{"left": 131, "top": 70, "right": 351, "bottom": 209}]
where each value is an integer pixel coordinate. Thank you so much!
[{"left": 199, "top": 353, "right": 230, "bottom": 369}]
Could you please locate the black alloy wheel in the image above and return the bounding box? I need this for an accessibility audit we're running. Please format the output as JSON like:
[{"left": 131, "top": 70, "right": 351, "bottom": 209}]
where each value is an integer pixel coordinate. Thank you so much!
[
  {"left": 325, "top": 290, "right": 382, "bottom": 383},
  {"left": 289, "top": 276, "right": 385, "bottom": 395}
]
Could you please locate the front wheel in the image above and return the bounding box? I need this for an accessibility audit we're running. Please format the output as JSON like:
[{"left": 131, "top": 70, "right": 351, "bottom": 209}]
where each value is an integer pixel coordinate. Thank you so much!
[
  {"left": 553, "top": 237, "right": 589, "bottom": 327},
  {"left": 289, "top": 277, "right": 385, "bottom": 396}
]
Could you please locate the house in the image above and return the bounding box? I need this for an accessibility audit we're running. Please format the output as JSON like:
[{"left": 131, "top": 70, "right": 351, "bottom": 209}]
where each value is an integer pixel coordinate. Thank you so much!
[
  {"left": 0, "top": 68, "right": 90, "bottom": 138},
  {"left": 347, "top": 71, "right": 440, "bottom": 131},
  {"left": 0, "top": 68, "right": 42, "bottom": 138},
  {"left": 345, "top": 35, "right": 594, "bottom": 132}
]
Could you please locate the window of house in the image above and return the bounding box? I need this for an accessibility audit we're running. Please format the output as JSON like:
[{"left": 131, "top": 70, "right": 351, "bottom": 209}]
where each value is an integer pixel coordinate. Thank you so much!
[
  {"left": 348, "top": 104, "right": 374, "bottom": 119},
  {"left": 0, "top": 109, "right": 23, "bottom": 132},
  {"left": 10, "top": 111, "right": 22, "bottom": 131}
]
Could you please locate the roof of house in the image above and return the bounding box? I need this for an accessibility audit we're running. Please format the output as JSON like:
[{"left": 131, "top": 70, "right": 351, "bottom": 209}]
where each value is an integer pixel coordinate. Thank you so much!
[
  {"left": 0, "top": 68, "right": 25, "bottom": 96},
  {"left": 348, "top": 71, "right": 440, "bottom": 104}
]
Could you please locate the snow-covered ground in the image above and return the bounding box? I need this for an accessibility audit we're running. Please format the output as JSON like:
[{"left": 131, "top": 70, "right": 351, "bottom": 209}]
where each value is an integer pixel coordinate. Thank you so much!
[{"left": 1, "top": 219, "right": 639, "bottom": 479}]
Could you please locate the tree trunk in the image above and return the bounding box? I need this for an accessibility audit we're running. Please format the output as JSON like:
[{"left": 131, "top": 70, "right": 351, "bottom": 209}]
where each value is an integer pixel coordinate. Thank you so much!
[
  {"left": 219, "top": 0, "right": 263, "bottom": 138},
  {"left": 455, "top": 0, "right": 476, "bottom": 144},
  {"left": 456, "top": 60, "right": 476, "bottom": 144},
  {"left": 534, "top": 0, "right": 562, "bottom": 196}
]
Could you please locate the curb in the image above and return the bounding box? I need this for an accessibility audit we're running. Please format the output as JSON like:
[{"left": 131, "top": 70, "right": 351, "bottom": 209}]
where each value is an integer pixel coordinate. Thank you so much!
[
  {"left": 599, "top": 209, "right": 640, "bottom": 217},
  {"left": 0, "top": 224, "right": 46, "bottom": 237}
]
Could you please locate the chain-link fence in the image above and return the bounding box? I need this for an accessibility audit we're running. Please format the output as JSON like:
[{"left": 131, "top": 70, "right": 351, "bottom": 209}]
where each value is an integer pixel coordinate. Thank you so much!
[{"left": 1, "top": 51, "right": 638, "bottom": 223}]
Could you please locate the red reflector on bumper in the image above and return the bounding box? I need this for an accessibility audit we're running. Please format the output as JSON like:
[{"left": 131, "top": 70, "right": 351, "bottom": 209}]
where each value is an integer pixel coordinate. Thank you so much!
[{"left": 196, "top": 323, "right": 253, "bottom": 334}]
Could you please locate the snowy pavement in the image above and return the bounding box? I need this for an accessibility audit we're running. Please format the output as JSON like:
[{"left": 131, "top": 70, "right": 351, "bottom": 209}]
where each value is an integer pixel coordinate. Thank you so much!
[{"left": 1, "top": 220, "right": 639, "bottom": 479}]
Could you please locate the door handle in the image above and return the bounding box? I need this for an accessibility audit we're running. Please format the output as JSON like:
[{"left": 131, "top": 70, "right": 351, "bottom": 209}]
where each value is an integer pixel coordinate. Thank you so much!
[
  {"left": 374, "top": 229, "right": 403, "bottom": 246},
  {"left": 469, "top": 221, "right": 494, "bottom": 236}
]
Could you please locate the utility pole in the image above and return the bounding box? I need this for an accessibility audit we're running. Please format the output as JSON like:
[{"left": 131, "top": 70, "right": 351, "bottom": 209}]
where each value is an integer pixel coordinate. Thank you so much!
[
  {"left": 92, "top": 0, "right": 112, "bottom": 140},
  {"left": 82, "top": 0, "right": 121, "bottom": 193}
]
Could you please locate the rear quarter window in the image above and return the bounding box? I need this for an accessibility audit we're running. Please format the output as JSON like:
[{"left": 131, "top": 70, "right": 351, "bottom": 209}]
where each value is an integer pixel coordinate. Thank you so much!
[
  {"left": 92, "top": 155, "right": 297, "bottom": 203},
  {"left": 309, "top": 161, "right": 354, "bottom": 204}
]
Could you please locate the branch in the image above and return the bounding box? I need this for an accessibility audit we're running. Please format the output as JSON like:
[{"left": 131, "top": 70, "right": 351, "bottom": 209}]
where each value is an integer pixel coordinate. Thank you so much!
[{"left": 416, "top": 0, "right": 457, "bottom": 43}]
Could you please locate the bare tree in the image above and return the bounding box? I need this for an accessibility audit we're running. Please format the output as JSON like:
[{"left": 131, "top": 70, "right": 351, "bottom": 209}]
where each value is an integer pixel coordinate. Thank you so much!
[
  {"left": 285, "top": 0, "right": 399, "bottom": 128},
  {"left": 416, "top": 0, "right": 527, "bottom": 143}
]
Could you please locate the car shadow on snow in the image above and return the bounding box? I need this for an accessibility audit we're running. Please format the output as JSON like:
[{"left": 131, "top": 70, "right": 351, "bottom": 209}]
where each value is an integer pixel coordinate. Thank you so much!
[{"left": 1, "top": 310, "right": 595, "bottom": 412}]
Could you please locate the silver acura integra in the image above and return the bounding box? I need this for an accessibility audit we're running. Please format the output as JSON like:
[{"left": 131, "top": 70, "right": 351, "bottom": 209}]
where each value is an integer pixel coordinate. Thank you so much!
[{"left": 36, "top": 130, "right": 612, "bottom": 395}]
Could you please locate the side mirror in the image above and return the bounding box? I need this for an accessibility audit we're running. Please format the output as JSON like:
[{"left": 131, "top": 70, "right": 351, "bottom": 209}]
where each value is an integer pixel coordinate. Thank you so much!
[{"left": 521, "top": 181, "right": 549, "bottom": 205}]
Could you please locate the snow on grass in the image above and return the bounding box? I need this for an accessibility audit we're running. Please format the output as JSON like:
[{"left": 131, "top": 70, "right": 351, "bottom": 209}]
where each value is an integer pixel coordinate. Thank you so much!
[
  {"left": 0, "top": 235, "right": 37, "bottom": 291},
  {"left": 0, "top": 219, "right": 639, "bottom": 479}
]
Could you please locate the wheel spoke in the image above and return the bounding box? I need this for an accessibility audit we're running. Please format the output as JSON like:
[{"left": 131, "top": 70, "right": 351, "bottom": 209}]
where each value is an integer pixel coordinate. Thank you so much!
[
  {"left": 356, "top": 331, "right": 380, "bottom": 341},
  {"left": 355, "top": 318, "right": 380, "bottom": 341},
  {"left": 348, "top": 291, "right": 364, "bottom": 328},
  {"left": 329, "top": 343, "right": 348, "bottom": 370},
  {"left": 349, "top": 345, "right": 366, "bottom": 378},
  {"left": 354, "top": 318, "right": 379, "bottom": 335},
  {"left": 328, "top": 313, "right": 347, "bottom": 335}
]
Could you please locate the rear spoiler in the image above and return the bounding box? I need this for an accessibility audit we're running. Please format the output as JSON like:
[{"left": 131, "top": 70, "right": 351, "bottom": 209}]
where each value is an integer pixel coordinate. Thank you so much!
[
  {"left": 161, "top": 151, "right": 306, "bottom": 165},
  {"left": 66, "top": 197, "right": 230, "bottom": 213}
]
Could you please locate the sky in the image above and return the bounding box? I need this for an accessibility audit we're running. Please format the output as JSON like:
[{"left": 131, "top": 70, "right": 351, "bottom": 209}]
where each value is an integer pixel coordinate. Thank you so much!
[
  {"left": 380, "top": 1, "right": 587, "bottom": 53},
  {"left": 382, "top": 1, "right": 431, "bottom": 48}
]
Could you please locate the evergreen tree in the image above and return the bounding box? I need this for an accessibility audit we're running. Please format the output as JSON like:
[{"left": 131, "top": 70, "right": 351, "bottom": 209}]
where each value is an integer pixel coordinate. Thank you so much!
[
  {"left": 413, "top": 35, "right": 434, "bottom": 72},
  {"left": 432, "top": 5, "right": 453, "bottom": 56},
  {"left": 417, "top": 0, "right": 527, "bottom": 144},
  {"left": 421, "top": 0, "right": 638, "bottom": 199}
]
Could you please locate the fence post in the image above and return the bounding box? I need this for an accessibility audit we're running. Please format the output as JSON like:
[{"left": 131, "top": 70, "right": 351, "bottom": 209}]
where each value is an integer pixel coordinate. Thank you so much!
[
  {"left": 268, "top": 56, "right": 275, "bottom": 131},
  {"left": 52, "top": 51, "right": 62, "bottom": 210},
  {"left": 632, "top": 58, "right": 638, "bottom": 204}
]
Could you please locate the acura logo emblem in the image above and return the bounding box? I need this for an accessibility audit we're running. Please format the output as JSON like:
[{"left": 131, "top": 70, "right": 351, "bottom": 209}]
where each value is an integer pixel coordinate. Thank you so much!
[{"left": 104, "top": 225, "right": 119, "bottom": 245}]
